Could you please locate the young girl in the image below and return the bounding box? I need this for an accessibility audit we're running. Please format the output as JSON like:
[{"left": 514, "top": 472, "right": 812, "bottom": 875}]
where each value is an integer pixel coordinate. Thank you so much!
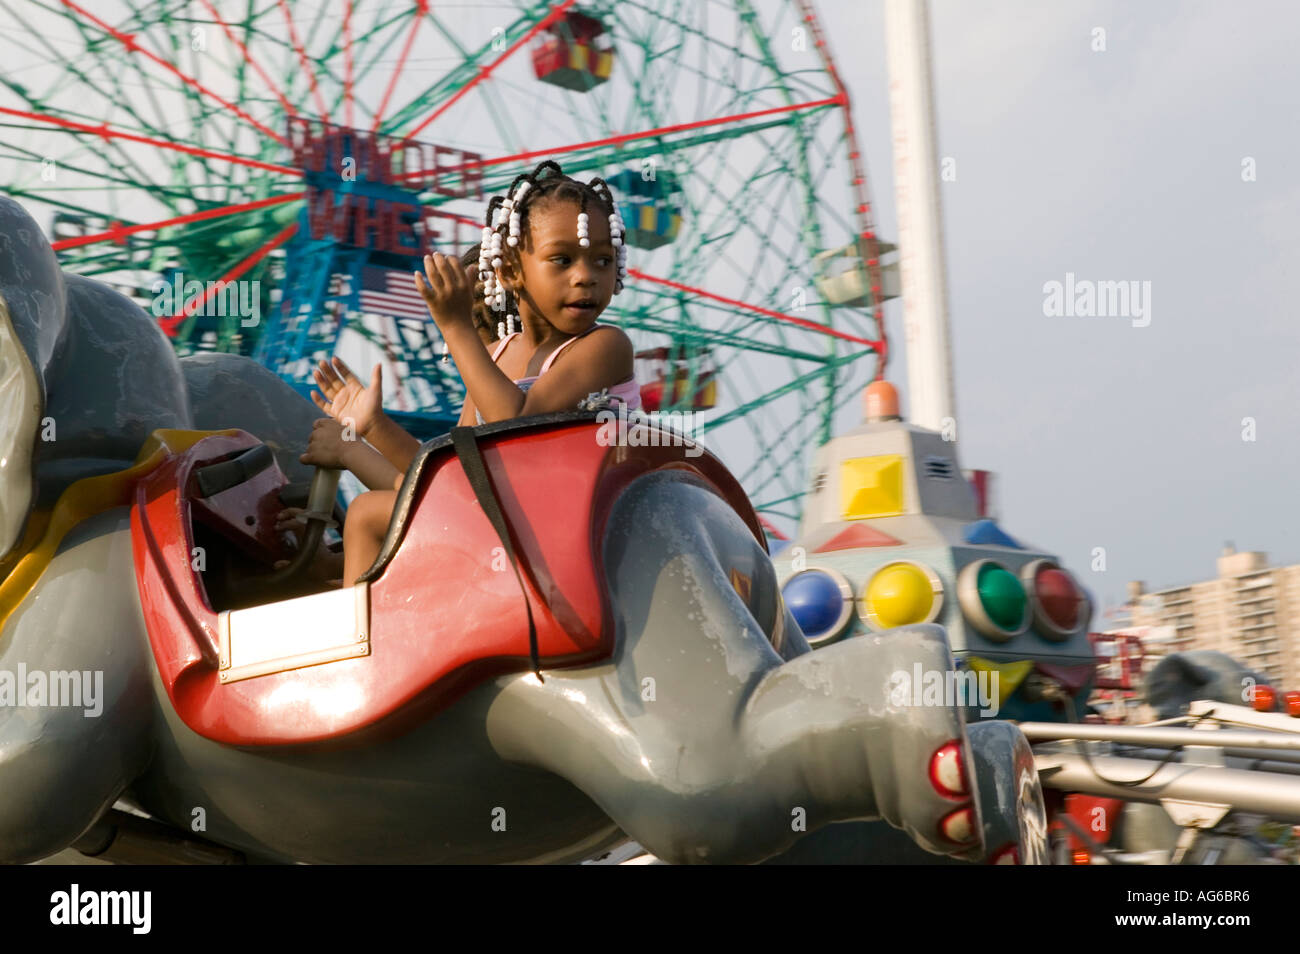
[{"left": 293, "top": 160, "right": 640, "bottom": 585}]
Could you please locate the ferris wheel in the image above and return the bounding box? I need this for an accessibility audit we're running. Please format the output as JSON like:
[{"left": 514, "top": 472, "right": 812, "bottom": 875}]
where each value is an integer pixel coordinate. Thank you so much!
[{"left": 0, "top": 0, "right": 894, "bottom": 529}]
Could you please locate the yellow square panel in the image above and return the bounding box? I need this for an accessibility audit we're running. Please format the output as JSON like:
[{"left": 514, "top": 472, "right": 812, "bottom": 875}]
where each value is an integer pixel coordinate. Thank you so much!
[{"left": 840, "top": 455, "right": 904, "bottom": 519}]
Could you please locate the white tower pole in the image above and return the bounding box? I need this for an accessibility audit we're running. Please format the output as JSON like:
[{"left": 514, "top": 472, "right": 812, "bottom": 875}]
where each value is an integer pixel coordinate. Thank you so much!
[{"left": 884, "top": 0, "right": 956, "bottom": 431}]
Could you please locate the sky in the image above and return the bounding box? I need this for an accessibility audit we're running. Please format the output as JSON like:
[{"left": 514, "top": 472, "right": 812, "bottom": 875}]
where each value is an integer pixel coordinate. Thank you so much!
[
  {"left": 3, "top": 0, "right": 1297, "bottom": 622},
  {"left": 815, "top": 0, "right": 1300, "bottom": 618}
]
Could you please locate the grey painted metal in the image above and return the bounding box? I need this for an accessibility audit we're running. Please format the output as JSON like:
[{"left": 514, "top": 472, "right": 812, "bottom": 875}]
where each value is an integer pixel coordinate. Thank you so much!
[
  {"left": 1115, "top": 741, "right": 1300, "bottom": 765},
  {"left": 1114, "top": 747, "right": 1300, "bottom": 777},
  {"left": 1021, "top": 721, "right": 1300, "bottom": 752},
  {"left": 1186, "top": 700, "right": 1300, "bottom": 733},
  {"left": 1035, "top": 750, "right": 1300, "bottom": 823}
]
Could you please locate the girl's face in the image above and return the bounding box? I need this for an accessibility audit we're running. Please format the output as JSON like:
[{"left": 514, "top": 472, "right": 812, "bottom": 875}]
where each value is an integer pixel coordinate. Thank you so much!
[{"left": 507, "top": 198, "right": 617, "bottom": 336}]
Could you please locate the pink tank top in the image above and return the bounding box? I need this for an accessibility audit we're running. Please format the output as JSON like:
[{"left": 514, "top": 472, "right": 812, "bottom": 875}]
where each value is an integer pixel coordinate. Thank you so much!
[{"left": 475, "top": 322, "right": 641, "bottom": 423}]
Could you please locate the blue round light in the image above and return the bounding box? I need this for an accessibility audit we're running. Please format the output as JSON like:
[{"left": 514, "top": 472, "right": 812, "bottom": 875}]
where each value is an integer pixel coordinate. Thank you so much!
[{"left": 783, "top": 570, "right": 850, "bottom": 643}]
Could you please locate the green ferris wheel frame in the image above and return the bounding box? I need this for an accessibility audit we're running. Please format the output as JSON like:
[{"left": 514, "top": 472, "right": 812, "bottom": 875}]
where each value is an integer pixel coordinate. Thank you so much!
[{"left": 0, "top": 0, "right": 890, "bottom": 529}]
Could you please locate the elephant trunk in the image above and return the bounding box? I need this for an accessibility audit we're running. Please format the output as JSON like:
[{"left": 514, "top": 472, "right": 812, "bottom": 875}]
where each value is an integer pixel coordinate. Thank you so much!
[{"left": 486, "top": 620, "right": 977, "bottom": 863}]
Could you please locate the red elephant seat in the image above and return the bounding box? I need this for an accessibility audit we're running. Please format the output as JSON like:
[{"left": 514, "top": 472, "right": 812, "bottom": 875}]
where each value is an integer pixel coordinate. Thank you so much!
[{"left": 131, "top": 412, "right": 763, "bottom": 746}]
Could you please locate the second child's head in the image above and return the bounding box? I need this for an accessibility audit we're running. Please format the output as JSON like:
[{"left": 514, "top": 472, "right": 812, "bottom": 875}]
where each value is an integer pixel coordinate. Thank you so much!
[
  {"left": 479, "top": 161, "right": 627, "bottom": 338},
  {"left": 460, "top": 245, "right": 501, "bottom": 346}
]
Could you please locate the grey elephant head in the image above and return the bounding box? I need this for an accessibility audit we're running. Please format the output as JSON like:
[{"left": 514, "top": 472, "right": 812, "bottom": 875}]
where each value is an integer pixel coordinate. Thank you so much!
[
  {"left": 482, "top": 466, "right": 985, "bottom": 863},
  {"left": 1143, "top": 650, "right": 1270, "bottom": 718}
]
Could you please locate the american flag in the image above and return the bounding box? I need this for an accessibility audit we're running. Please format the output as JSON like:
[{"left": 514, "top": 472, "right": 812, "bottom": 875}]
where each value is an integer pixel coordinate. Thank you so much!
[{"left": 354, "top": 265, "right": 429, "bottom": 320}]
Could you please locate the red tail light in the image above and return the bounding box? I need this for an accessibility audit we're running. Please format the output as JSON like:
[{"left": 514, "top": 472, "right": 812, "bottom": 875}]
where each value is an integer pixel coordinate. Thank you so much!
[
  {"left": 1072, "top": 849, "right": 1090, "bottom": 865},
  {"left": 990, "top": 844, "right": 1019, "bottom": 865},
  {"left": 1253, "top": 685, "right": 1276, "bottom": 712},
  {"left": 939, "top": 806, "right": 976, "bottom": 845},
  {"left": 929, "top": 741, "right": 969, "bottom": 799},
  {"left": 1285, "top": 691, "right": 1300, "bottom": 717}
]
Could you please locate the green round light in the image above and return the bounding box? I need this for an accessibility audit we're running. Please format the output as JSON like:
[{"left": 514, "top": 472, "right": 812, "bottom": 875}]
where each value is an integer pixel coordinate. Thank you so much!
[{"left": 976, "top": 563, "right": 1026, "bottom": 630}]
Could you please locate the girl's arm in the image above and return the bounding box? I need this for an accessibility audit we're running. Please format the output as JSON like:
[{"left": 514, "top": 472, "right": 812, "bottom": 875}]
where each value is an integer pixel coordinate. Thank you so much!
[
  {"left": 443, "top": 323, "right": 530, "bottom": 422},
  {"left": 417, "top": 253, "right": 529, "bottom": 423},
  {"left": 340, "top": 440, "right": 404, "bottom": 492},
  {"left": 361, "top": 412, "right": 422, "bottom": 473},
  {"left": 311, "top": 358, "right": 421, "bottom": 472},
  {"left": 301, "top": 419, "right": 404, "bottom": 492},
  {"left": 513, "top": 325, "right": 635, "bottom": 419}
]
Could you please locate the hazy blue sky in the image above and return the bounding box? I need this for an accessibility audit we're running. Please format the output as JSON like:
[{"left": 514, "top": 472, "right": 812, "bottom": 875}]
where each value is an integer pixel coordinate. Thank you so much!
[{"left": 817, "top": 0, "right": 1300, "bottom": 618}]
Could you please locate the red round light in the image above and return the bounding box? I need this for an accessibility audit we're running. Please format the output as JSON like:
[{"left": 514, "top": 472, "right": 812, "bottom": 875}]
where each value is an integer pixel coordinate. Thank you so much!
[
  {"left": 1285, "top": 691, "right": 1300, "bottom": 718},
  {"left": 1253, "top": 685, "right": 1277, "bottom": 712},
  {"left": 939, "top": 806, "right": 976, "bottom": 845},
  {"left": 991, "top": 844, "right": 1020, "bottom": 865},
  {"left": 929, "top": 741, "right": 968, "bottom": 800},
  {"left": 1035, "top": 567, "right": 1082, "bottom": 631}
]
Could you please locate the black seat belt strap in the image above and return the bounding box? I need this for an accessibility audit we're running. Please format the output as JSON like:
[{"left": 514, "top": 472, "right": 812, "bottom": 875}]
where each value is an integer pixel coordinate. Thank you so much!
[{"left": 449, "top": 427, "right": 543, "bottom": 682}]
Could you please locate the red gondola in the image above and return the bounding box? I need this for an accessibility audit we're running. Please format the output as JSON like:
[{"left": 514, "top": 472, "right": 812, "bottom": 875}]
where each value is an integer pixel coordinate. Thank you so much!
[
  {"left": 531, "top": 10, "right": 614, "bottom": 92},
  {"left": 636, "top": 346, "right": 717, "bottom": 412}
]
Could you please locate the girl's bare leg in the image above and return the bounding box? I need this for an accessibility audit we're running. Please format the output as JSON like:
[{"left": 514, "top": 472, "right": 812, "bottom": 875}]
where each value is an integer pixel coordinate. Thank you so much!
[{"left": 343, "top": 490, "right": 397, "bottom": 584}]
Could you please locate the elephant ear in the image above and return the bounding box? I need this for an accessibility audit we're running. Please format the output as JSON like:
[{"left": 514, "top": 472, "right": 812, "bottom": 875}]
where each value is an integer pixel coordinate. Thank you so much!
[
  {"left": 1142, "top": 653, "right": 1215, "bottom": 718},
  {"left": 0, "top": 195, "right": 69, "bottom": 564},
  {"left": 0, "top": 291, "right": 45, "bottom": 564},
  {"left": 180, "top": 353, "right": 323, "bottom": 486},
  {"left": 1166, "top": 653, "right": 1214, "bottom": 688}
]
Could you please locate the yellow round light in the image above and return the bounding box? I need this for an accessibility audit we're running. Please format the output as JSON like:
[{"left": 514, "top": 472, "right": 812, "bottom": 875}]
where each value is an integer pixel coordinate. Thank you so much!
[{"left": 864, "top": 562, "right": 936, "bottom": 629}]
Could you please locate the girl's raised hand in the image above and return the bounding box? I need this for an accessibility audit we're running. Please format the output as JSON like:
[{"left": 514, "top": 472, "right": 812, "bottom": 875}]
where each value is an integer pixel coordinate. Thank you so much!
[
  {"left": 414, "top": 253, "right": 477, "bottom": 335},
  {"left": 311, "top": 356, "right": 382, "bottom": 436}
]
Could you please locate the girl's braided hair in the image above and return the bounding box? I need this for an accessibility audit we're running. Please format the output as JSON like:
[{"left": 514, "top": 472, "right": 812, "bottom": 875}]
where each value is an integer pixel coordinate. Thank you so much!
[
  {"left": 460, "top": 244, "right": 503, "bottom": 344},
  {"left": 478, "top": 160, "right": 627, "bottom": 337}
]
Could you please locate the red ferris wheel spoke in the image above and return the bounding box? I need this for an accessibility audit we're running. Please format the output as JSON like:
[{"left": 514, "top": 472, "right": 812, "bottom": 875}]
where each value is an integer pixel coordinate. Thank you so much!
[
  {"left": 403, "top": 208, "right": 867, "bottom": 348},
  {"left": 50, "top": 193, "right": 306, "bottom": 252},
  {"left": 196, "top": 0, "right": 298, "bottom": 120},
  {"left": 161, "top": 221, "right": 299, "bottom": 336},
  {"left": 419, "top": 206, "right": 870, "bottom": 352},
  {"left": 413, "top": 210, "right": 870, "bottom": 346},
  {"left": 757, "top": 515, "right": 789, "bottom": 541},
  {"left": 626, "top": 268, "right": 881, "bottom": 349},
  {"left": 57, "top": 0, "right": 288, "bottom": 147},
  {"left": 793, "top": 0, "right": 887, "bottom": 373},
  {"left": 400, "top": 0, "right": 580, "bottom": 141},
  {"left": 396, "top": 96, "right": 841, "bottom": 185},
  {"left": 371, "top": 1, "right": 429, "bottom": 133},
  {"left": 343, "top": 0, "right": 355, "bottom": 128},
  {"left": 0, "top": 107, "right": 302, "bottom": 177},
  {"left": 276, "top": 0, "right": 331, "bottom": 125}
]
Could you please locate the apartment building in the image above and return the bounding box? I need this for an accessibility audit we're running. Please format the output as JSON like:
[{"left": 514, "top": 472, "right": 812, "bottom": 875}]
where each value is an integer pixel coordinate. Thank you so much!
[{"left": 1120, "top": 544, "right": 1300, "bottom": 688}]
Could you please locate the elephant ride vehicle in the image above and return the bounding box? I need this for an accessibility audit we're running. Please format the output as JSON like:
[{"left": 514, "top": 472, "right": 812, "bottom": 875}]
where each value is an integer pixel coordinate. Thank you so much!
[{"left": 0, "top": 194, "right": 1047, "bottom": 865}]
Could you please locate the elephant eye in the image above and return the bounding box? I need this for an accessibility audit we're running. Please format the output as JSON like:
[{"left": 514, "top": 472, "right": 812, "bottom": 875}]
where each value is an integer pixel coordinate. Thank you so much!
[
  {"left": 730, "top": 565, "right": 784, "bottom": 652},
  {"left": 769, "top": 590, "right": 787, "bottom": 654}
]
